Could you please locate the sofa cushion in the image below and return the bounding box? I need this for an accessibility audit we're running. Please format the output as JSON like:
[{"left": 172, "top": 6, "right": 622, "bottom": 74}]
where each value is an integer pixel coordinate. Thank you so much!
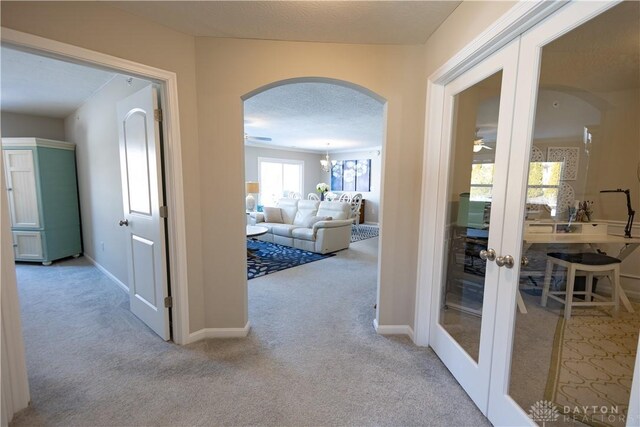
[
  {"left": 293, "top": 200, "right": 320, "bottom": 225},
  {"left": 317, "top": 201, "right": 350, "bottom": 220},
  {"left": 277, "top": 198, "right": 299, "bottom": 224},
  {"left": 291, "top": 227, "right": 315, "bottom": 241},
  {"left": 263, "top": 207, "right": 283, "bottom": 223},
  {"left": 301, "top": 215, "right": 332, "bottom": 228},
  {"left": 271, "top": 224, "right": 299, "bottom": 237}
]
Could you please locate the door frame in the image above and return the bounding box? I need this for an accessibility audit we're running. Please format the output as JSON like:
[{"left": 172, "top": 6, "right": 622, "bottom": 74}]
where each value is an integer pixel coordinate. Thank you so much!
[{"left": 0, "top": 28, "right": 191, "bottom": 345}]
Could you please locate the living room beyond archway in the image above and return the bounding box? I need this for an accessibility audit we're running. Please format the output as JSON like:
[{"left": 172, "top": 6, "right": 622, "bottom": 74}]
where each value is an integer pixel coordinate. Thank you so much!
[{"left": 242, "top": 77, "right": 386, "bottom": 331}]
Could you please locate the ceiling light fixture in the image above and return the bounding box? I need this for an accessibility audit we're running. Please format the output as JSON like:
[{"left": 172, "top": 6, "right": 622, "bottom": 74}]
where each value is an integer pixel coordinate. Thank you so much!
[
  {"left": 473, "top": 129, "right": 492, "bottom": 153},
  {"left": 320, "top": 143, "right": 331, "bottom": 172}
]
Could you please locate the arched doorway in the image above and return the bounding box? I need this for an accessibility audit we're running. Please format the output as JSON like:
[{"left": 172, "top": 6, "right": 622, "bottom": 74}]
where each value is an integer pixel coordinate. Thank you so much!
[{"left": 242, "top": 77, "right": 387, "bottom": 334}]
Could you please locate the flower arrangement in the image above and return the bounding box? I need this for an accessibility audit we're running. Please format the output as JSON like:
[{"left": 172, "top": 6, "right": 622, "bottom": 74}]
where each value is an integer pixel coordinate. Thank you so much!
[{"left": 316, "top": 182, "right": 329, "bottom": 194}]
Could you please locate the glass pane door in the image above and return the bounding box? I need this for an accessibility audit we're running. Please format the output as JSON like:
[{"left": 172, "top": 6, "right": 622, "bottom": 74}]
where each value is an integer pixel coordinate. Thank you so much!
[
  {"left": 430, "top": 39, "right": 520, "bottom": 412},
  {"left": 489, "top": 2, "right": 640, "bottom": 425}
]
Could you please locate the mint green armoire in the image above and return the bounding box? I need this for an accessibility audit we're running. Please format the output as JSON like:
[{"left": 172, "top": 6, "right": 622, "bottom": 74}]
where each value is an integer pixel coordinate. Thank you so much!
[{"left": 2, "top": 138, "right": 82, "bottom": 265}]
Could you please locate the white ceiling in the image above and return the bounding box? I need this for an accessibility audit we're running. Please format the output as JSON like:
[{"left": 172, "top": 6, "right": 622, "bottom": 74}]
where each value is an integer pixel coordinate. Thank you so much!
[
  {"left": 1, "top": 46, "right": 117, "bottom": 118},
  {"left": 244, "top": 82, "right": 385, "bottom": 152},
  {"left": 108, "top": 1, "right": 461, "bottom": 44}
]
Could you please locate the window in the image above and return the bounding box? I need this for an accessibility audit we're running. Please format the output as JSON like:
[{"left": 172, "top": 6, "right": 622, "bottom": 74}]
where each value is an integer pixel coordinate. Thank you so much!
[
  {"left": 470, "top": 161, "right": 563, "bottom": 212},
  {"left": 258, "top": 158, "right": 303, "bottom": 207},
  {"left": 526, "top": 161, "right": 563, "bottom": 215}
]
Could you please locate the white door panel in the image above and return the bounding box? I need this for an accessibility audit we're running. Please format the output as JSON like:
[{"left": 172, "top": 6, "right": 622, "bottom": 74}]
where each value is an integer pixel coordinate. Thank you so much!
[
  {"left": 117, "top": 85, "right": 170, "bottom": 340},
  {"left": 429, "top": 39, "right": 521, "bottom": 413},
  {"left": 3, "top": 150, "right": 39, "bottom": 228}
]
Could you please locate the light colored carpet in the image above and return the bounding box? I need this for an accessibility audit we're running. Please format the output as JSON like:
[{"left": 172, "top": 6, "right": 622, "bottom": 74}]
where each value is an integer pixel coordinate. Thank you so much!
[{"left": 10, "top": 237, "right": 489, "bottom": 426}]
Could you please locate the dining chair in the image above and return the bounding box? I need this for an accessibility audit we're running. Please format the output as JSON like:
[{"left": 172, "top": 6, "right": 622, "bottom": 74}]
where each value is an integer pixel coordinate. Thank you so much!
[
  {"left": 338, "top": 193, "right": 352, "bottom": 203},
  {"left": 350, "top": 193, "right": 363, "bottom": 225}
]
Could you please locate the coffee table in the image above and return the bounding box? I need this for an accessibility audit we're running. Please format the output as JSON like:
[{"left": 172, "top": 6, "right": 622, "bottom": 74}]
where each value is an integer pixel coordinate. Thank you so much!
[{"left": 246, "top": 225, "right": 268, "bottom": 257}]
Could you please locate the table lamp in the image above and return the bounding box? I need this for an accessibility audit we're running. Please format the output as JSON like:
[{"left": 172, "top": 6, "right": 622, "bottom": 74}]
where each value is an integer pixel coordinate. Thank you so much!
[
  {"left": 246, "top": 182, "right": 260, "bottom": 211},
  {"left": 600, "top": 188, "right": 635, "bottom": 238}
]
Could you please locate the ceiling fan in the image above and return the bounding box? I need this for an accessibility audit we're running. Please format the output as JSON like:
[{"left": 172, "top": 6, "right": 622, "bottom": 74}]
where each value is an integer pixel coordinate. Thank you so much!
[
  {"left": 473, "top": 129, "right": 492, "bottom": 152},
  {"left": 244, "top": 133, "right": 272, "bottom": 142}
]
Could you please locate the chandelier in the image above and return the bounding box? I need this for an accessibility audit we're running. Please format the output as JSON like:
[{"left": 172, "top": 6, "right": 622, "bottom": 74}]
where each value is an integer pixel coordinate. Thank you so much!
[{"left": 320, "top": 144, "right": 331, "bottom": 172}]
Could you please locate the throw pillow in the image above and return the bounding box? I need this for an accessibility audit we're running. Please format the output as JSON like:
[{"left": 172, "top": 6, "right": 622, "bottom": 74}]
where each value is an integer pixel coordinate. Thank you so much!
[
  {"left": 263, "top": 207, "right": 284, "bottom": 223},
  {"left": 302, "top": 215, "right": 332, "bottom": 228}
]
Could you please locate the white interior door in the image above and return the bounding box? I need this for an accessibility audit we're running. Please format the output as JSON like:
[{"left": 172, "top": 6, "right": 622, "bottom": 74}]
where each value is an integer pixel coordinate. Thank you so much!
[
  {"left": 116, "top": 85, "right": 170, "bottom": 340},
  {"left": 428, "top": 39, "right": 520, "bottom": 413}
]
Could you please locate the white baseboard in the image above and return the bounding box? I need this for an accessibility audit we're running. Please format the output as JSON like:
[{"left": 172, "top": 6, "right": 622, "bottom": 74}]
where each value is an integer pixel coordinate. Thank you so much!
[
  {"left": 186, "top": 321, "right": 251, "bottom": 343},
  {"left": 84, "top": 253, "right": 129, "bottom": 293},
  {"left": 373, "top": 319, "right": 415, "bottom": 341}
]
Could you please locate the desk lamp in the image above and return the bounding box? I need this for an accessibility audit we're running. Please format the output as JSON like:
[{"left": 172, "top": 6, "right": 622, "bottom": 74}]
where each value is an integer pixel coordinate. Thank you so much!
[{"left": 600, "top": 188, "right": 635, "bottom": 238}]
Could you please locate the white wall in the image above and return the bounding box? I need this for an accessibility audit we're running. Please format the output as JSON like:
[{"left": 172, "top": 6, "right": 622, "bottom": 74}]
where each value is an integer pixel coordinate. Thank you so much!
[
  {"left": 323, "top": 149, "right": 382, "bottom": 223},
  {"left": 1, "top": 111, "right": 66, "bottom": 140},
  {"left": 195, "top": 37, "right": 427, "bottom": 329},
  {"left": 244, "top": 145, "right": 323, "bottom": 200},
  {"left": 64, "top": 75, "right": 150, "bottom": 287}
]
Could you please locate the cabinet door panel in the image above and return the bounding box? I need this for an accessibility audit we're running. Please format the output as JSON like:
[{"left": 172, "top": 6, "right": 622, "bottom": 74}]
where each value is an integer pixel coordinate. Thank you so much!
[
  {"left": 13, "top": 231, "right": 43, "bottom": 260},
  {"left": 3, "top": 150, "right": 40, "bottom": 228}
]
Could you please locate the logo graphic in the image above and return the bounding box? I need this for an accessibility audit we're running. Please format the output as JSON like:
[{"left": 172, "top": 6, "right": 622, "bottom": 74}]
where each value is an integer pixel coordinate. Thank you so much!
[{"left": 528, "top": 400, "right": 560, "bottom": 426}]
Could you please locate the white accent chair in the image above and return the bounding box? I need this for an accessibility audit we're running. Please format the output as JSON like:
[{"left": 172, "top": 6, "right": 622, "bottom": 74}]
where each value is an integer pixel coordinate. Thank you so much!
[
  {"left": 288, "top": 191, "right": 302, "bottom": 200},
  {"left": 308, "top": 193, "right": 320, "bottom": 201}
]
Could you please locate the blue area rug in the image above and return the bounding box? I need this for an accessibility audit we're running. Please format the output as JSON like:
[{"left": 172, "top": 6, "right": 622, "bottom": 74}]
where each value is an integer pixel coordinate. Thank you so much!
[
  {"left": 351, "top": 224, "right": 379, "bottom": 242},
  {"left": 247, "top": 240, "right": 335, "bottom": 280}
]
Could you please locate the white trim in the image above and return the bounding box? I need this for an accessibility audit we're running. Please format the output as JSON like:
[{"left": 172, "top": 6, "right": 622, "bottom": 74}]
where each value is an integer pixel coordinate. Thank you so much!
[
  {"left": 429, "top": 1, "right": 565, "bottom": 85},
  {"left": 186, "top": 322, "right": 252, "bottom": 343},
  {"left": 1, "top": 137, "right": 75, "bottom": 151},
  {"left": 84, "top": 253, "right": 129, "bottom": 293},
  {"left": 373, "top": 319, "right": 415, "bottom": 341},
  {"left": 1, "top": 28, "right": 190, "bottom": 345}
]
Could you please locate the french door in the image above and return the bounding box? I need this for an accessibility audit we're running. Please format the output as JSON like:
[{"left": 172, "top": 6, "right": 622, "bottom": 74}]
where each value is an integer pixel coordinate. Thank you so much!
[
  {"left": 428, "top": 39, "right": 520, "bottom": 411},
  {"left": 429, "top": 1, "right": 640, "bottom": 426}
]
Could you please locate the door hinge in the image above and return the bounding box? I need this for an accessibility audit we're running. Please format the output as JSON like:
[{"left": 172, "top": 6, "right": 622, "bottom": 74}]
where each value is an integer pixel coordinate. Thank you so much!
[
  {"left": 159, "top": 206, "right": 168, "bottom": 218},
  {"left": 164, "top": 296, "right": 172, "bottom": 308},
  {"left": 154, "top": 108, "right": 163, "bottom": 122}
]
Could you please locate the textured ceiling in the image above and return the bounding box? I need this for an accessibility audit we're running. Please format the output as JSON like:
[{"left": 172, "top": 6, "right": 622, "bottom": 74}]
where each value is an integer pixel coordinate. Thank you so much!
[
  {"left": 1, "top": 46, "right": 117, "bottom": 118},
  {"left": 244, "top": 82, "right": 384, "bottom": 152},
  {"left": 540, "top": 1, "right": 639, "bottom": 92},
  {"left": 107, "top": 1, "right": 461, "bottom": 44}
]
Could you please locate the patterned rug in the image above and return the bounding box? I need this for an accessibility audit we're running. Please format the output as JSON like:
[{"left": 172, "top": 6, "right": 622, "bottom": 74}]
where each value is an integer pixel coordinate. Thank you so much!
[
  {"left": 545, "top": 307, "right": 640, "bottom": 427},
  {"left": 247, "top": 240, "right": 334, "bottom": 280},
  {"left": 351, "top": 224, "right": 379, "bottom": 242}
]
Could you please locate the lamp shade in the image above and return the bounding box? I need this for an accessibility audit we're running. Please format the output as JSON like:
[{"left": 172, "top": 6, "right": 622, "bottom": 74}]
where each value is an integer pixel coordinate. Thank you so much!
[{"left": 246, "top": 182, "right": 260, "bottom": 193}]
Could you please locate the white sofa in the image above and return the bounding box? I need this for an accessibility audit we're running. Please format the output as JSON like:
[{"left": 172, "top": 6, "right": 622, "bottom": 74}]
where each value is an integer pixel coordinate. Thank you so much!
[{"left": 249, "top": 198, "right": 353, "bottom": 254}]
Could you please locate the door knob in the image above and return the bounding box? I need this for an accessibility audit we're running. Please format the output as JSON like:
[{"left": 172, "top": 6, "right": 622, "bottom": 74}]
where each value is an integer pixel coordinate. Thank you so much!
[
  {"left": 521, "top": 256, "right": 529, "bottom": 267},
  {"left": 496, "top": 255, "right": 515, "bottom": 268},
  {"left": 119, "top": 219, "right": 129, "bottom": 227},
  {"left": 479, "top": 248, "right": 496, "bottom": 261}
]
